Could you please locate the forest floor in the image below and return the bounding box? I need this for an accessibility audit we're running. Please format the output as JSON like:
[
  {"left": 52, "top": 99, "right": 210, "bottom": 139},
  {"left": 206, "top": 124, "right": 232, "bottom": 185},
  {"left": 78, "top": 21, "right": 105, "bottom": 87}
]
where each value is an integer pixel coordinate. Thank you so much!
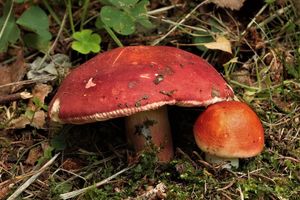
[{"left": 0, "top": 0, "right": 299, "bottom": 199}]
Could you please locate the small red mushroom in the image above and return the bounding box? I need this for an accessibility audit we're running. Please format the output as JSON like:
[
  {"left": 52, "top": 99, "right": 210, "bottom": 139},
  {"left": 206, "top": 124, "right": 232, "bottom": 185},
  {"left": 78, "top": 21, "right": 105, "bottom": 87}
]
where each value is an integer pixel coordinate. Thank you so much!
[
  {"left": 193, "top": 101, "right": 264, "bottom": 168},
  {"left": 49, "top": 46, "right": 234, "bottom": 162}
]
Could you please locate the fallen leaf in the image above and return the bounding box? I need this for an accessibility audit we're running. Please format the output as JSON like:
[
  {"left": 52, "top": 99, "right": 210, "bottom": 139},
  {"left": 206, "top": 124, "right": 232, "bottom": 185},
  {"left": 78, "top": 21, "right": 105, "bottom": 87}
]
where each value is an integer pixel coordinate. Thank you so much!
[
  {"left": 25, "top": 146, "right": 43, "bottom": 165},
  {"left": 61, "top": 158, "right": 84, "bottom": 171},
  {"left": 0, "top": 181, "right": 13, "bottom": 200},
  {"left": 209, "top": 0, "right": 246, "bottom": 10},
  {"left": 30, "top": 110, "right": 46, "bottom": 129},
  {"left": 27, "top": 54, "right": 72, "bottom": 81},
  {"left": 8, "top": 115, "right": 30, "bottom": 129},
  {"left": 8, "top": 84, "right": 51, "bottom": 129},
  {"left": 0, "top": 50, "right": 27, "bottom": 95},
  {"left": 9, "top": 108, "right": 46, "bottom": 129},
  {"left": 27, "top": 83, "right": 52, "bottom": 110},
  {"left": 201, "top": 35, "right": 232, "bottom": 54}
]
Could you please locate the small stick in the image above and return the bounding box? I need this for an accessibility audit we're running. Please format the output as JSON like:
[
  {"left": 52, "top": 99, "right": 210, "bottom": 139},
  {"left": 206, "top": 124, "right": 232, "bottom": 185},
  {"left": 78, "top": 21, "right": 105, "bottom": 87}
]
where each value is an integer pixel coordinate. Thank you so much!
[
  {"left": 0, "top": 76, "right": 55, "bottom": 90},
  {"left": 0, "top": 92, "right": 32, "bottom": 104},
  {"left": 60, "top": 165, "right": 134, "bottom": 200},
  {"left": 7, "top": 153, "right": 60, "bottom": 200}
]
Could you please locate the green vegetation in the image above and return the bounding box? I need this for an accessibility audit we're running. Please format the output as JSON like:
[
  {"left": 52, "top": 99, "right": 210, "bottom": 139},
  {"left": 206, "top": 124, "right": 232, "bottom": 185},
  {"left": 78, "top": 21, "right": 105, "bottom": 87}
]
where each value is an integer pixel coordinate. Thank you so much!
[{"left": 0, "top": 0, "right": 299, "bottom": 199}]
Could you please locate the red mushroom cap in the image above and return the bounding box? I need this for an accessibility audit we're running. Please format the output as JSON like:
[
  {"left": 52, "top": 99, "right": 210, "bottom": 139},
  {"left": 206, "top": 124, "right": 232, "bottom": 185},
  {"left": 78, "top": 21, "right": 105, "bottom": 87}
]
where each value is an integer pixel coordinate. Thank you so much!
[
  {"left": 193, "top": 101, "right": 264, "bottom": 158},
  {"left": 49, "top": 46, "right": 233, "bottom": 123}
]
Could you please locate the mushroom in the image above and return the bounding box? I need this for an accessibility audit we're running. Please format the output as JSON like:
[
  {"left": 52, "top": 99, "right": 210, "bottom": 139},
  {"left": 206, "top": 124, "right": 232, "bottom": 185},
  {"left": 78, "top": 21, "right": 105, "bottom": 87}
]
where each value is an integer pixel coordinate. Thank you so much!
[
  {"left": 193, "top": 101, "right": 264, "bottom": 168},
  {"left": 49, "top": 46, "right": 234, "bottom": 162}
]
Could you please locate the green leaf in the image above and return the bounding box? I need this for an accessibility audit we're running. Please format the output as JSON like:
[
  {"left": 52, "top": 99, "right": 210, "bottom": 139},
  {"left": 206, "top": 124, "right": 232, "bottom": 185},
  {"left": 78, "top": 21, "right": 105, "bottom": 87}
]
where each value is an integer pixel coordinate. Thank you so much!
[
  {"left": 265, "top": 0, "right": 276, "bottom": 4},
  {"left": 37, "top": 146, "right": 54, "bottom": 166},
  {"left": 130, "top": 0, "right": 154, "bottom": 29},
  {"left": 16, "top": 6, "right": 51, "bottom": 40},
  {"left": 95, "top": 15, "right": 105, "bottom": 29},
  {"left": 23, "top": 33, "right": 50, "bottom": 52},
  {"left": 107, "top": 0, "right": 139, "bottom": 9},
  {"left": 25, "top": 109, "right": 35, "bottom": 119},
  {"left": 71, "top": 29, "right": 101, "bottom": 54},
  {"left": 0, "top": 0, "right": 20, "bottom": 52},
  {"left": 193, "top": 31, "right": 214, "bottom": 51},
  {"left": 100, "top": 6, "right": 135, "bottom": 35},
  {"left": 15, "top": 0, "right": 26, "bottom": 3},
  {"left": 32, "top": 96, "right": 48, "bottom": 111}
]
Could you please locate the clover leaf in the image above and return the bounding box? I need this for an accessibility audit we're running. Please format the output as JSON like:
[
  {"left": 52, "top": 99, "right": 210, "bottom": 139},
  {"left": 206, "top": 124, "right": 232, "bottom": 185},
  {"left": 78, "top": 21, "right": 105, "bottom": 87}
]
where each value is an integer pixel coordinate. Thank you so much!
[
  {"left": 107, "top": 0, "right": 139, "bottom": 9},
  {"left": 100, "top": 0, "right": 153, "bottom": 35},
  {"left": 130, "top": 0, "right": 154, "bottom": 29},
  {"left": 100, "top": 6, "right": 135, "bottom": 35},
  {"left": 71, "top": 29, "right": 101, "bottom": 54}
]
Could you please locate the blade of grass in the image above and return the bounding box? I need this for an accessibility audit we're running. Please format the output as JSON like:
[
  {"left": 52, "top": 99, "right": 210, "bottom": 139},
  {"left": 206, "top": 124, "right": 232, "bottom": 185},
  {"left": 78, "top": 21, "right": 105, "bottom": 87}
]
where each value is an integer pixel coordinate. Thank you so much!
[
  {"left": 0, "top": 0, "right": 14, "bottom": 41},
  {"left": 151, "top": 0, "right": 209, "bottom": 46},
  {"left": 7, "top": 153, "right": 60, "bottom": 200},
  {"left": 60, "top": 165, "right": 135, "bottom": 199},
  {"left": 80, "top": 0, "right": 90, "bottom": 30},
  {"left": 103, "top": 24, "right": 124, "bottom": 47},
  {"left": 67, "top": 0, "right": 75, "bottom": 34}
]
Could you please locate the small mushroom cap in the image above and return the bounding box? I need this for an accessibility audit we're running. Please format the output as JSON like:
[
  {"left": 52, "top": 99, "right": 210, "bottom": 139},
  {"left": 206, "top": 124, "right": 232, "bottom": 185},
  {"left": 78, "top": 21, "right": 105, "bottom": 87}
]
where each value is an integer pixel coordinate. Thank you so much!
[
  {"left": 49, "top": 46, "right": 233, "bottom": 124},
  {"left": 193, "top": 101, "right": 264, "bottom": 158}
]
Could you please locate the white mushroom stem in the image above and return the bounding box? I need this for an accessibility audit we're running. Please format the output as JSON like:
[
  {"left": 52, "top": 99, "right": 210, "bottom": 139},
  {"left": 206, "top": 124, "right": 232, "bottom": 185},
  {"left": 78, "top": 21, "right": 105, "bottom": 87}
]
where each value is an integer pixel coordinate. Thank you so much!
[
  {"left": 205, "top": 153, "right": 239, "bottom": 169},
  {"left": 125, "top": 106, "right": 174, "bottom": 162}
]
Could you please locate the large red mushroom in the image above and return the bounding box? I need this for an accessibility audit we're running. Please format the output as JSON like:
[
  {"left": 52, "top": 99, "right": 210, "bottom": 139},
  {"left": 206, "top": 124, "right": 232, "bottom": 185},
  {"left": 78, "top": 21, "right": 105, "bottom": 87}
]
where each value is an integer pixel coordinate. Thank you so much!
[
  {"left": 193, "top": 101, "right": 264, "bottom": 168},
  {"left": 49, "top": 46, "right": 234, "bottom": 162}
]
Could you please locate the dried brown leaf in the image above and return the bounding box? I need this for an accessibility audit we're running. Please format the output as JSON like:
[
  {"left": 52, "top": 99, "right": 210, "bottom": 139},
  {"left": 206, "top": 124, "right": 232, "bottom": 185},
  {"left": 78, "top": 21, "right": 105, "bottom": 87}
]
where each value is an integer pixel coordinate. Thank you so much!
[
  {"left": 210, "top": 0, "right": 245, "bottom": 10},
  {"left": 8, "top": 110, "right": 46, "bottom": 129},
  {"left": 61, "top": 158, "right": 84, "bottom": 171},
  {"left": 25, "top": 146, "right": 43, "bottom": 166},
  {"left": 30, "top": 110, "right": 46, "bottom": 129},
  {"left": 8, "top": 115, "right": 30, "bottom": 129},
  {"left": 7, "top": 83, "right": 50, "bottom": 129},
  {"left": 0, "top": 182, "right": 12, "bottom": 200},
  {"left": 0, "top": 50, "right": 27, "bottom": 95},
  {"left": 202, "top": 35, "right": 232, "bottom": 54},
  {"left": 27, "top": 83, "right": 52, "bottom": 110}
]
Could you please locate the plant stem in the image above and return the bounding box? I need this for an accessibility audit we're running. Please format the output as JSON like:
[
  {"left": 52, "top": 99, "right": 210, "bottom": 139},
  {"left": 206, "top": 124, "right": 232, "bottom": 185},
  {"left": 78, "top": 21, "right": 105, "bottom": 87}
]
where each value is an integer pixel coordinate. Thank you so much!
[
  {"left": 229, "top": 80, "right": 261, "bottom": 91},
  {"left": 0, "top": 0, "right": 14, "bottom": 41},
  {"left": 103, "top": 25, "right": 124, "bottom": 47},
  {"left": 151, "top": 0, "right": 209, "bottom": 46},
  {"left": 60, "top": 165, "right": 134, "bottom": 199},
  {"left": 42, "top": 0, "right": 70, "bottom": 36},
  {"left": 67, "top": 0, "right": 75, "bottom": 34},
  {"left": 42, "top": 0, "right": 61, "bottom": 26},
  {"left": 80, "top": 0, "right": 90, "bottom": 30},
  {"left": 38, "top": 12, "right": 67, "bottom": 69}
]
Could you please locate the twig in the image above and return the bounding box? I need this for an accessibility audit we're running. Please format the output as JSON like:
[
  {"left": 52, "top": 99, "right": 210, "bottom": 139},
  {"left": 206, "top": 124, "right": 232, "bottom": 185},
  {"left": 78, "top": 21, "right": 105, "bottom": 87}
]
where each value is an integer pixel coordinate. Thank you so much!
[
  {"left": 60, "top": 165, "right": 134, "bottom": 199},
  {"left": 150, "top": 0, "right": 209, "bottom": 46},
  {"left": 0, "top": 92, "right": 32, "bottom": 104},
  {"left": 7, "top": 153, "right": 60, "bottom": 200},
  {"left": 0, "top": 75, "right": 55, "bottom": 90}
]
